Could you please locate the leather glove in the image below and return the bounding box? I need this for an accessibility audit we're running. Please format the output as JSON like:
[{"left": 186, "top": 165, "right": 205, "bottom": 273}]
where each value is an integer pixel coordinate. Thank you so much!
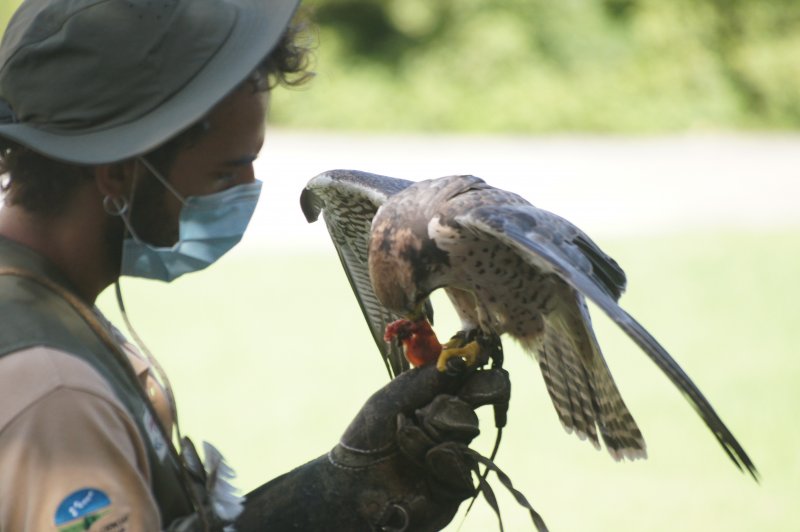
[{"left": 235, "top": 360, "right": 510, "bottom": 531}]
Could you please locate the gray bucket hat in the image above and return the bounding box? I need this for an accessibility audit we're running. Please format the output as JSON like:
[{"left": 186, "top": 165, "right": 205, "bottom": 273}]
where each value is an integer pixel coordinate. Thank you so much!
[{"left": 0, "top": 0, "right": 300, "bottom": 165}]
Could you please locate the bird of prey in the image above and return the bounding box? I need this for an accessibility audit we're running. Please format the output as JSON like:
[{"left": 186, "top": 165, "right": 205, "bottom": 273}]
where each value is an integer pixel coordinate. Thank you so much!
[{"left": 301, "top": 169, "right": 757, "bottom": 477}]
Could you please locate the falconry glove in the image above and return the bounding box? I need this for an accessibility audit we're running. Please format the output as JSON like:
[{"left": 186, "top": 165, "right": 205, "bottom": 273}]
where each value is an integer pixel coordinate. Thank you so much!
[{"left": 235, "top": 361, "right": 510, "bottom": 531}]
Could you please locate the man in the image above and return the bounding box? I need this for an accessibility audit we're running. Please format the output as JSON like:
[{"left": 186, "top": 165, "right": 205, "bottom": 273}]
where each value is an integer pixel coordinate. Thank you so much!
[{"left": 0, "top": 0, "right": 508, "bottom": 530}]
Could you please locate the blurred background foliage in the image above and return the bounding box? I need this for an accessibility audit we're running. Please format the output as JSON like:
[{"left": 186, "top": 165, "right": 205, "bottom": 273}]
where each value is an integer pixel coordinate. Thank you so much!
[
  {"left": 276, "top": 0, "right": 800, "bottom": 132},
  {"left": 3, "top": 0, "right": 800, "bottom": 132}
]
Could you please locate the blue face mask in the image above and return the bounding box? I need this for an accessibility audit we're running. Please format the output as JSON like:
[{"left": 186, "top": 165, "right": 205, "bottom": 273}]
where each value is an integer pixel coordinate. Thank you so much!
[{"left": 119, "top": 158, "right": 262, "bottom": 282}]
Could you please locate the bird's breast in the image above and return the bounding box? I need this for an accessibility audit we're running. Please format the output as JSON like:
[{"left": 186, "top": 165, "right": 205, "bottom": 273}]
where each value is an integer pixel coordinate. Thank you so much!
[{"left": 430, "top": 215, "right": 559, "bottom": 340}]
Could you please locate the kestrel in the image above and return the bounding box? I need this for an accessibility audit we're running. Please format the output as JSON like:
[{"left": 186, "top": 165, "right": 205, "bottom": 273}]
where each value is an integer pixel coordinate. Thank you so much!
[{"left": 301, "top": 169, "right": 757, "bottom": 477}]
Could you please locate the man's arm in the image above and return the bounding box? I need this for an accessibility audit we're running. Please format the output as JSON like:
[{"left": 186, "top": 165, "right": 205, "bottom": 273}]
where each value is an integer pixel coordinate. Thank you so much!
[
  {"left": 0, "top": 347, "right": 161, "bottom": 530},
  {"left": 0, "top": 387, "right": 161, "bottom": 530}
]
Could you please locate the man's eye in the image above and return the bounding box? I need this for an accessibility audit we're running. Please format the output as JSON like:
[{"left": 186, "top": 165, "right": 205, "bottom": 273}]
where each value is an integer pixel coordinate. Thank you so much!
[{"left": 217, "top": 173, "right": 237, "bottom": 181}]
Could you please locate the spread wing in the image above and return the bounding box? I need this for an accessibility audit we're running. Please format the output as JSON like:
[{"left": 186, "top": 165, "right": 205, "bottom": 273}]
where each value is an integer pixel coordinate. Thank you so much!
[
  {"left": 455, "top": 203, "right": 758, "bottom": 479},
  {"left": 301, "top": 169, "right": 416, "bottom": 378}
]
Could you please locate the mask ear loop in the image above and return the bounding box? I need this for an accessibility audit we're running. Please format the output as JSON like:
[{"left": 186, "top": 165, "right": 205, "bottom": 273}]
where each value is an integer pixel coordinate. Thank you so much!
[
  {"left": 138, "top": 156, "right": 187, "bottom": 205},
  {"left": 103, "top": 193, "right": 184, "bottom": 451}
]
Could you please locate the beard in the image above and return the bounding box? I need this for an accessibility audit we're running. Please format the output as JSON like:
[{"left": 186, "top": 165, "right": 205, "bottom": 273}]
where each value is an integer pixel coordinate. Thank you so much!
[{"left": 127, "top": 169, "right": 180, "bottom": 248}]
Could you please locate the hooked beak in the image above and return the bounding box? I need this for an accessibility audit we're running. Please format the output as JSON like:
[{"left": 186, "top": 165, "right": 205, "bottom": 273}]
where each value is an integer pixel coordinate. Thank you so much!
[{"left": 405, "top": 301, "right": 427, "bottom": 323}]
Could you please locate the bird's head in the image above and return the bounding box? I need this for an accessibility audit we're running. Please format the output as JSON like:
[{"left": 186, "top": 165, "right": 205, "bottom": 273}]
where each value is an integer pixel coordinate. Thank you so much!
[
  {"left": 368, "top": 233, "right": 425, "bottom": 316},
  {"left": 368, "top": 216, "right": 432, "bottom": 317},
  {"left": 368, "top": 188, "right": 451, "bottom": 320}
]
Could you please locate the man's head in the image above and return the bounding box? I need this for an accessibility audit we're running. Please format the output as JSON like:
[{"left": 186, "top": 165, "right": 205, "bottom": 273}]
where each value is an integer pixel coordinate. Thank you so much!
[
  {"left": 130, "top": 80, "right": 268, "bottom": 249},
  {"left": 0, "top": 0, "right": 311, "bottom": 218}
]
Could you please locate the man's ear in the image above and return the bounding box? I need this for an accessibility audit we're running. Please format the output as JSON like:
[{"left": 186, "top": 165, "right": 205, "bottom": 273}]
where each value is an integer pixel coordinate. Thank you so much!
[{"left": 93, "top": 160, "right": 137, "bottom": 199}]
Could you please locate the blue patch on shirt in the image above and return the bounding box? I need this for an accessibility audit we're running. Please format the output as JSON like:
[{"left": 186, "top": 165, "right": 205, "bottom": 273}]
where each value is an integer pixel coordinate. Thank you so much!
[{"left": 54, "top": 488, "right": 111, "bottom": 526}]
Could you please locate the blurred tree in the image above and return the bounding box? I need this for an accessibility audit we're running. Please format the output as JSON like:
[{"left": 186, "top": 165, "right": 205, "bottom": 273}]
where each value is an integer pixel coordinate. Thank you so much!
[
  {"left": 272, "top": 0, "right": 800, "bottom": 131},
  {"left": 1, "top": 0, "right": 798, "bottom": 132}
]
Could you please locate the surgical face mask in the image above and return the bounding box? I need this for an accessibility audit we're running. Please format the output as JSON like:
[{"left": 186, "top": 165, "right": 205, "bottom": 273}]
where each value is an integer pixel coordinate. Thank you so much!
[{"left": 118, "top": 158, "right": 262, "bottom": 282}]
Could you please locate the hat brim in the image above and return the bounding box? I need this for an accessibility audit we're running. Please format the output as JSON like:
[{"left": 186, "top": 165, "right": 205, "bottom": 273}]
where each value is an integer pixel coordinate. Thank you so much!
[{"left": 0, "top": 0, "right": 300, "bottom": 165}]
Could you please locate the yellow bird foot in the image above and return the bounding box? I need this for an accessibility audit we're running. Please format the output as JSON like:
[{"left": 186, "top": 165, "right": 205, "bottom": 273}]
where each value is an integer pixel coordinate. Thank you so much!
[
  {"left": 441, "top": 335, "right": 467, "bottom": 351},
  {"left": 436, "top": 340, "right": 483, "bottom": 372}
]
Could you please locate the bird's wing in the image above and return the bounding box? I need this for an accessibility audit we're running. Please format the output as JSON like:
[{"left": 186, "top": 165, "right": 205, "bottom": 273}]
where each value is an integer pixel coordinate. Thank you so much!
[
  {"left": 456, "top": 204, "right": 758, "bottom": 479},
  {"left": 301, "top": 169, "right": 415, "bottom": 378}
]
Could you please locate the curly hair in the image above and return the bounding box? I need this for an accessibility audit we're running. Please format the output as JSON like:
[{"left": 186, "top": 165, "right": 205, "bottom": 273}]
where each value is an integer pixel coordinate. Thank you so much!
[
  {"left": 145, "top": 11, "right": 315, "bottom": 177},
  {"left": 260, "top": 12, "right": 315, "bottom": 90},
  {"left": 0, "top": 12, "right": 314, "bottom": 215}
]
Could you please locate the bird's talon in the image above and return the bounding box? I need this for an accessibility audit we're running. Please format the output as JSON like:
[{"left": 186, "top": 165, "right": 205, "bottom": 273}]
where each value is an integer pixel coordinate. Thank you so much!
[
  {"left": 441, "top": 339, "right": 462, "bottom": 351},
  {"left": 436, "top": 341, "right": 483, "bottom": 372},
  {"left": 441, "top": 331, "right": 468, "bottom": 351}
]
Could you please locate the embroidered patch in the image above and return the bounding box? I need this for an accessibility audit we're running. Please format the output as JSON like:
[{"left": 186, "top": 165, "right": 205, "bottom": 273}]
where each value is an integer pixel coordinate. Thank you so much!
[
  {"left": 54, "top": 488, "right": 111, "bottom": 531},
  {"left": 143, "top": 408, "right": 168, "bottom": 462}
]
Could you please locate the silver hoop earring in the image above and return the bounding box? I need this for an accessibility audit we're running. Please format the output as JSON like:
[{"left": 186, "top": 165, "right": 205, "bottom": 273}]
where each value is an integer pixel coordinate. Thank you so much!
[{"left": 102, "top": 195, "right": 129, "bottom": 216}]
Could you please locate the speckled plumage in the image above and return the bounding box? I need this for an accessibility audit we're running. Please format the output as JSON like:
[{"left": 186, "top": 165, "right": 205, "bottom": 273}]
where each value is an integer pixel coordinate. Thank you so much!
[{"left": 302, "top": 169, "right": 756, "bottom": 475}]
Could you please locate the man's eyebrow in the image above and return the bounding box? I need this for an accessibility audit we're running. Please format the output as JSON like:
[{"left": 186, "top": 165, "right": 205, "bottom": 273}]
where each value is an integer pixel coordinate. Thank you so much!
[{"left": 222, "top": 155, "right": 258, "bottom": 167}]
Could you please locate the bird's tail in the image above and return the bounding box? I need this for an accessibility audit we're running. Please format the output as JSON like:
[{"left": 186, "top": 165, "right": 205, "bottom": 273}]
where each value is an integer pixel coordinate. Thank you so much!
[
  {"left": 533, "top": 304, "right": 646, "bottom": 460},
  {"left": 585, "top": 339, "right": 647, "bottom": 460}
]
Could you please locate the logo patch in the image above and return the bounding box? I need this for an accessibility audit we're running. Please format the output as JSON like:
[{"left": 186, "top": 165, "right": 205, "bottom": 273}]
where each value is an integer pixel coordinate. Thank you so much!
[{"left": 54, "top": 488, "right": 111, "bottom": 530}]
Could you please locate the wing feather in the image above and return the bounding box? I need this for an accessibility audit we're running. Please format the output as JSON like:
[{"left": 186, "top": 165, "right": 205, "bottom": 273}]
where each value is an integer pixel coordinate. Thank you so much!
[
  {"left": 301, "top": 170, "right": 415, "bottom": 378},
  {"left": 456, "top": 204, "right": 758, "bottom": 479}
]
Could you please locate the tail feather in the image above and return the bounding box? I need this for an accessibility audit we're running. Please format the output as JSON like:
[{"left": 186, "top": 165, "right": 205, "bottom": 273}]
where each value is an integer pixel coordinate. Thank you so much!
[
  {"left": 610, "top": 304, "right": 758, "bottom": 479},
  {"left": 530, "top": 299, "right": 646, "bottom": 460},
  {"left": 537, "top": 335, "right": 600, "bottom": 448},
  {"left": 587, "top": 350, "right": 647, "bottom": 460}
]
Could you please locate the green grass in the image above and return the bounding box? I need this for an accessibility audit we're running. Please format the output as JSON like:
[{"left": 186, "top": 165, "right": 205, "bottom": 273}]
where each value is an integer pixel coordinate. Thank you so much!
[
  {"left": 0, "top": 3, "right": 15, "bottom": 30},
  {"left": 97, "top": 229, "right": 799, "bottom": 531}
]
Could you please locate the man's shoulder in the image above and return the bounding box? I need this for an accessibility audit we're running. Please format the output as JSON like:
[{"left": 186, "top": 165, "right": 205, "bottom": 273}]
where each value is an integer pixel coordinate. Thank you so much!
[{"left": 0, "top": 346, "right": 120, "bottom": 430}]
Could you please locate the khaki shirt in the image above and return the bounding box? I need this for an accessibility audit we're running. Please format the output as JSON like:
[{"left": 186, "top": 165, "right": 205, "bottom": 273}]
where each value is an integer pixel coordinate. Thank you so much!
[{"left": 0, "top": 334, "right": 175, "bottom": 531}]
